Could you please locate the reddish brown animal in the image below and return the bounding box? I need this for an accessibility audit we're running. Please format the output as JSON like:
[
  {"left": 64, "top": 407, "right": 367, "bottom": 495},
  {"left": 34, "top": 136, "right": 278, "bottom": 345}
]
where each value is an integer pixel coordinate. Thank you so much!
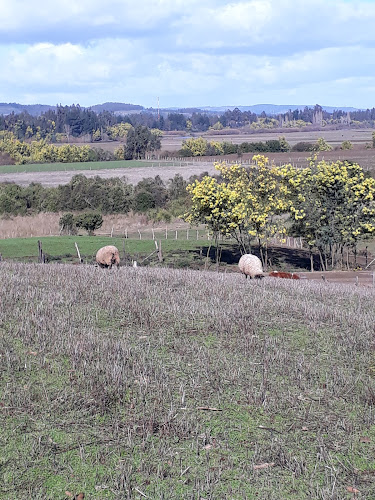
[{"left": 268, "top": 271, "right": 300, "bottom": 280}]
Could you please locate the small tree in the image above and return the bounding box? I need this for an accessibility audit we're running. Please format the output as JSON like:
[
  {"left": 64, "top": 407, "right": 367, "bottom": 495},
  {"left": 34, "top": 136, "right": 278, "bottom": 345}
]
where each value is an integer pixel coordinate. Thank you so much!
[
  {"left": 340, "top": 140, "right": 353, "bottom": 150},
  {"left": 74, "top": 213, "right": 103, "bottom": 235},
  {"left": 313, "top": 137, "right": 332, "bottom": 151},
  {"left": 278, "top": 136, "right": 291, "bottom": 152},
  {"left": 59, "top": 213, "right": 77, "bottom": 235}
]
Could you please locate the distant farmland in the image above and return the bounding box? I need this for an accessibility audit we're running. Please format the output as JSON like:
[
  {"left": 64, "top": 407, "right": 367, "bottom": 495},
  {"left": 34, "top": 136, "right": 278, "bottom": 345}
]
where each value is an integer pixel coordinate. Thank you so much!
[{"left": 1, "top": 128, "right": 375, "bottom": 187}]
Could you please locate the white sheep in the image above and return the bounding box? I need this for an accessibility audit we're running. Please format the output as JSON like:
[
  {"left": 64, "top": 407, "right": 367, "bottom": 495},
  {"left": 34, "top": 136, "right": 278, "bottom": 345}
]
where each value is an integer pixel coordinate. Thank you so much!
[
  {"left": 95, "top": 245, "right": 120, "bottom": 269},
  {"left": 238, "top": 254, "right": 264, "bottom": 279}
]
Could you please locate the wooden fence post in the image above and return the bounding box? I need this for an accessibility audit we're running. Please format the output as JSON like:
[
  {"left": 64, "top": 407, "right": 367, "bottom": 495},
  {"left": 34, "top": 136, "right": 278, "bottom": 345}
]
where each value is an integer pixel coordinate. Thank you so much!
[
  {"left": 37, "top": 240, "right": 44, "bottom": 263},
  {"left": 74, "top": 242, "right": 83, "bottom": 263},
  {"left": 158, "top": 240, "right": 163, "bottom": 262}
]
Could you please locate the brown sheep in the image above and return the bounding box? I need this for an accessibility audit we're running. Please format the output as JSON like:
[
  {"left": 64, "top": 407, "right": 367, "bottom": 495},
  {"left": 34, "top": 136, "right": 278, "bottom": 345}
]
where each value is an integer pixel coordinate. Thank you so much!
[{"left": 95, "top": 245, "right": 120, "bottom": 269}]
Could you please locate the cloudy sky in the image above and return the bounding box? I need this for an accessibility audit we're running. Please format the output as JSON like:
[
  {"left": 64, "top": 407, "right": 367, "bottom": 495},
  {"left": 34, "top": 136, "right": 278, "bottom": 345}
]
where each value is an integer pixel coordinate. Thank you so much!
[{"left": 0, "top": 0, "right": 374, "bottom": 108}]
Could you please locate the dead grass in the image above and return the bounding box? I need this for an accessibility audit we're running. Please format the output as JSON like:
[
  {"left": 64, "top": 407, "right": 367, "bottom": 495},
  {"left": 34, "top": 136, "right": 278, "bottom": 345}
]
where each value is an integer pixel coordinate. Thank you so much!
[
  {"left": 1, "top": 263, "right": 375, "bottom": 498},
  {"left": 0, "top": 212, "right": 188, "bottom": 239}
]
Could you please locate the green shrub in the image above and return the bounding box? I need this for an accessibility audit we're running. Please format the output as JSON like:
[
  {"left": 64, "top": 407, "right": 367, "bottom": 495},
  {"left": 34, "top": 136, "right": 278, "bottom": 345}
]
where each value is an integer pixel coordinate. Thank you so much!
[
  {"left": 291, "top": 142, "right": 314, "bottom": 152},
  {"left": 74, "top": 212, "right": 103, "bottom": 235},
  {"left": 59, "top": 213, "right": 77, "bottom": 235}
]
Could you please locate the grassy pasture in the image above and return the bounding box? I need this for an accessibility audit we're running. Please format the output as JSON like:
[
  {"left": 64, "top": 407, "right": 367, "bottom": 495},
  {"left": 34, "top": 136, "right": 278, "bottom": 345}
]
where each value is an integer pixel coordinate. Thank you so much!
[
  {"left": 0, "top": 160, "right": 176, "bottom": 174},
  {"left": 0, "top": 235, "right": 223, "bottom": 269},
  {"left": 1, "top": 263, "right": 375, "bottom": 499},
  {"left": 1, "top": 235, "right": 375, "bottom": 274}
]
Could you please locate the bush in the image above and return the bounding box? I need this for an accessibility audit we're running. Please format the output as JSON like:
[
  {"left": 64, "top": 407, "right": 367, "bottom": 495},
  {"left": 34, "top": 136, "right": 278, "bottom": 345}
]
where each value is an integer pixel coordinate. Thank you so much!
[
  {"left": 74, "top": 212, "right": 103, "bottom": 235},
  {"left": 313, "top": 137, "right": 332, "bottom": 152},
  {"left": 59, "top": 213, "right": 77, "bottom": 235},
  {"left": 133, "top": 191, "right": 156, "bottom": 212},
  {"left": 340, "top": 141, "right": 353, "bottom": 150},
  {"left": 291, "top": 142, "right": 314, "bottom": 152}
]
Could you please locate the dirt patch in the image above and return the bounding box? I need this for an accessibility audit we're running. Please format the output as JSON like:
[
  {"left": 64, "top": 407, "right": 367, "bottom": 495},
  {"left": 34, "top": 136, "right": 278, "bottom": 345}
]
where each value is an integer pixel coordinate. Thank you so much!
[{"left": 298, "top": 270, "right": 375, "bottom": 287}]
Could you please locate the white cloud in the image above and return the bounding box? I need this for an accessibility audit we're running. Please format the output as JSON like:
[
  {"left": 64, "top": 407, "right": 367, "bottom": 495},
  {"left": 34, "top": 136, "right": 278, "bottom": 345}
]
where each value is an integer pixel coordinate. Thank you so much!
[{"left": 0, "top": 0, "right": 374, "bottom": 107}]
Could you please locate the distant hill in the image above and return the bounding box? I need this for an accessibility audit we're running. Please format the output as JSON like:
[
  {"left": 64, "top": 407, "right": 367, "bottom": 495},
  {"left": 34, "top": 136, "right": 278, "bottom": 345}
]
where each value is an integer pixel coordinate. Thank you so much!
[
  {"left": 0, "top": 102, "right": 144, "bottom": 116},
  {"left": 88, "top": 102, "right": 144, "bottom": 114},
  {"left": 0, "top": 101, "right": 363, "bottom": 117},
  {"left": 198, "top": 104, "right": 361, "bottom": 114},
  {"left": 0, "top": 102, "right": 56, "bottom": 116}
]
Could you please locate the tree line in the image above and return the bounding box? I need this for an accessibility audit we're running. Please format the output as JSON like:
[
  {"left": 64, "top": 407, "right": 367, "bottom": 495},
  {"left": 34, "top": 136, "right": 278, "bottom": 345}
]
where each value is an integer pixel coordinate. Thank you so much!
[
  {"left": 1, "top": 104, "right": 375, "bottom": 142},
  {"left": 0, "top": 173, "right": 194, "bottom": 219},
  {"left": 184, "top": 155, "right": 375, "bottom": 271},
  {"left": 0, "top": 127, "right": 161, "bottom": 164},
  {"left": 177, "top": 136, "right": 341, "bottom": 157}
]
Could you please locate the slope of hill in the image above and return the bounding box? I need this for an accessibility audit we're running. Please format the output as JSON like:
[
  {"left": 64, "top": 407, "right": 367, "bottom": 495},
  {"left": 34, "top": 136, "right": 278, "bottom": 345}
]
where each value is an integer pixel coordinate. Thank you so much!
[
  {"left": 0, "top": 101, "right": 362, "bottom": 117},
  {"left": 198, "top": 104, "right": 361, "bottom": 114},
  {"left": 88, "top": 102, "right": 144, "bottom": 113},
  {"left": 0, "top": 102, "right": 57, "bottom": 116},
  {"left": 1, "top": 262, "right": 375, "bottom": 499}
]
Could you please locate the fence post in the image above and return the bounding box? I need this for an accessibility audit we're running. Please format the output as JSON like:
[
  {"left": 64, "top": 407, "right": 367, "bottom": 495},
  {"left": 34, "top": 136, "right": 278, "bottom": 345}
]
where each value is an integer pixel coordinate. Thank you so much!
[
  {"left": 110, "top": 226, "right": 114, "bottom": 238},
  {"left": 75, "top": 242, "right": 83, "bottom": 263},
  {"left": 37, "top": 240, "right": 44, "bottom": 263},
  {"left": 158, "top": 240, "right": 163, "bottom": 262},
  {"left": 187, "top": 229, "right": 189, "bottom": 240},
  {"left": 152, "top": 228, "right": 155, "bottom": 240},
  {"left": 175, "top": 230, "right": 178, "bottom": 240},
  {"left": 138, "top": 230, "right": 142, "bottom": 240},
  {"left": 196, "top": 230, "right": 199, "bottom": 240},
  {"left": 165, "top": 227, "right": 168, "bottom": 239}
]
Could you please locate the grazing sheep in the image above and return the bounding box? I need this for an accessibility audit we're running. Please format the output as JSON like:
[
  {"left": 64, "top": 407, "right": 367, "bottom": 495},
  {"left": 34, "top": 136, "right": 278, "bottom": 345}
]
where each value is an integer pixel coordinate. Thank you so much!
[
  {"left": 268, "top": 271, "right": 300, "bottom": 280},
  {"left": 238, "top": 254, "right": 264, "bottom": 279},
  {"left": 95, "top": 245, "right": 120, "bottom": 269}
]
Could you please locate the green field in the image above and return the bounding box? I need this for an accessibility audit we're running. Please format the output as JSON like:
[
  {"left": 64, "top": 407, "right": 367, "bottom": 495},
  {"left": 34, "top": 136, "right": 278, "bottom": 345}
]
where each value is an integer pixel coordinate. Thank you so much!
[
  {"left": 1, "top": 262, "right": 375, "bottom": 499},
  {"left": 0, "top": 235, "right": 235, "bottom": 270},
  {"left": 0, "top": 159, "right": 180, "bottom": 174},
  {"left": 4, "top": 234, "right": 374, "bottom": 272}
]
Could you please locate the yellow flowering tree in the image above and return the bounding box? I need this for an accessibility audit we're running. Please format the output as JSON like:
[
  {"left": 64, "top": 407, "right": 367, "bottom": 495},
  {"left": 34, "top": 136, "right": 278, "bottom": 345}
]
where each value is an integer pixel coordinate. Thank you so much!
[
  {"left": 283, "top": 159, "right": 375, "bottom": 270},
  {"left": 185, "top": 155, "right": 291, "bottom": 266}
]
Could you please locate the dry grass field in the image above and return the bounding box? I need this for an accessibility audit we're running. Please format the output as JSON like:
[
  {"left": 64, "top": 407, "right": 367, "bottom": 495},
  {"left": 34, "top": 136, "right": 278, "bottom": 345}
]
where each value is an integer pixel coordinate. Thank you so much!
[
  {"left": 0, "top": 162, "right": 216, "bottom": 187},
  {"left": 160, "top": 128, "right": 375, "bottom": 151},
  {"left": 1, "top": 262, "right": 375, "bottom": 499},
  {"left": 0, "top": 213, "right": 161, "bottom": 239}
]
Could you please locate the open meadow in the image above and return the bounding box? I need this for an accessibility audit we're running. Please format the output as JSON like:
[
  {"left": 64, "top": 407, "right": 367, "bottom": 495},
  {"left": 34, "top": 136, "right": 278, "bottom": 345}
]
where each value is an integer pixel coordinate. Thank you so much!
[
  {"left": 1, "top": 262, "right": 375, "bottom": 499},
  {"left": 160, "top": 128, "right": 375, "bottom": 152}
]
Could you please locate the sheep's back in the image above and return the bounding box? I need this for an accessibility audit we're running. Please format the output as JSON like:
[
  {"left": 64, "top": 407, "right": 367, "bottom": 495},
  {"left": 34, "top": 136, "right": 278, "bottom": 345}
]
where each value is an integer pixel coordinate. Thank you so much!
[
  {"left": 96, "top": 245, "right": 120, "bottom": 266},
  {"left": 238, "top": 254, "right": 263, "bottom": 278}
]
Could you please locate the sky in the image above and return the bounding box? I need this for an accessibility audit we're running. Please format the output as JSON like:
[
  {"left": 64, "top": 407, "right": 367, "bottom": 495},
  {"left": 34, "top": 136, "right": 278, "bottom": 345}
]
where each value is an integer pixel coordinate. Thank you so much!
[{"left": 1, "top": 0, "right": 375, "bottom": 109}]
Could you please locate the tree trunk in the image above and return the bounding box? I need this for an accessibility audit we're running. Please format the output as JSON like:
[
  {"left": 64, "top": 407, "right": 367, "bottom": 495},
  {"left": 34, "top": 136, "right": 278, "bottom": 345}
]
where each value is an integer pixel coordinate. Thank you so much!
[
  {"left": 310, "top": 249, "right": 314, "bottom": 272},
  {"left": 205, "top": 244, "right": 212, "bottom": 270}
]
